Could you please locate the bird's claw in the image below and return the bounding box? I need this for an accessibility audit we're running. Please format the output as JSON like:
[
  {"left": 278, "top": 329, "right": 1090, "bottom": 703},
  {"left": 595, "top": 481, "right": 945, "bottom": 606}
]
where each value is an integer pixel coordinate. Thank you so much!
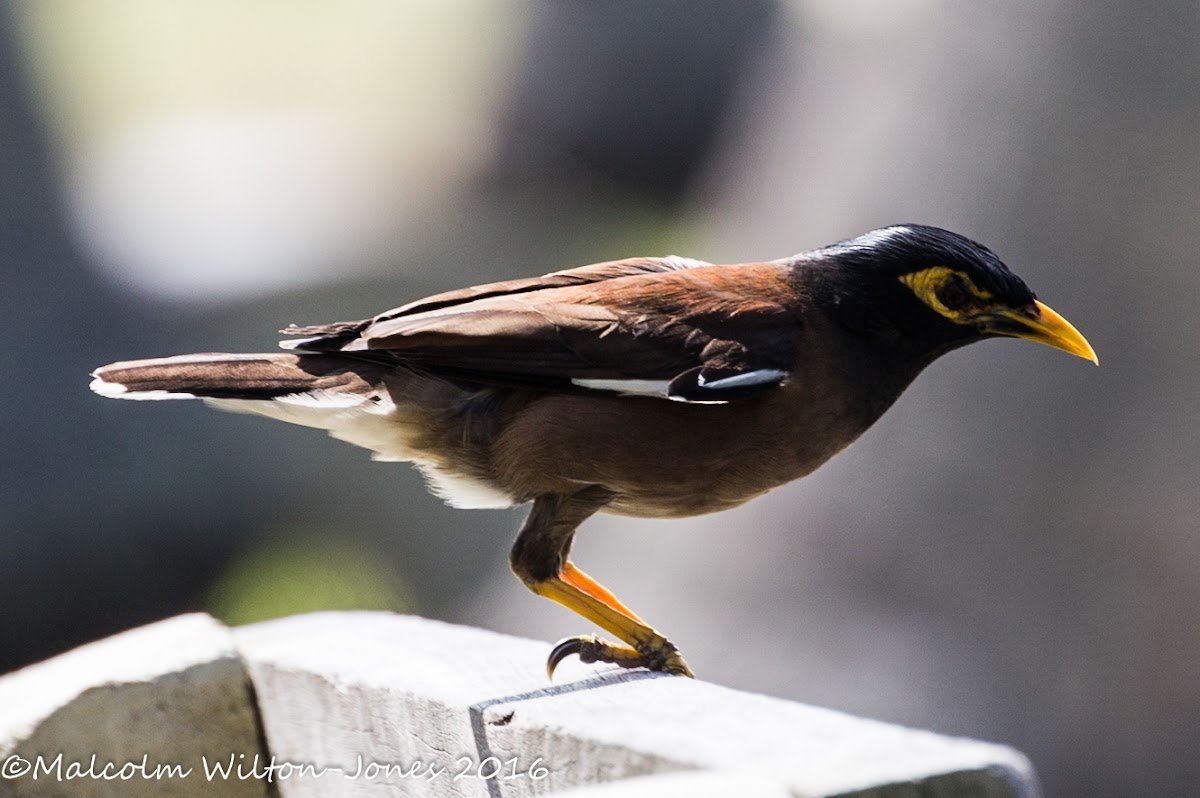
[{"left": 546, "top": 634, "right": 695, "bottom": 679}]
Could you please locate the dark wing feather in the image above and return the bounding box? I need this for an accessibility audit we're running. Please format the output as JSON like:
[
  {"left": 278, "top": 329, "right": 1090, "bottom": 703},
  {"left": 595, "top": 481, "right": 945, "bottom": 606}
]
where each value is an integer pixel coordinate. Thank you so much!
[{"left": 282, "top": 258, "right": 802, "bottom": 402}]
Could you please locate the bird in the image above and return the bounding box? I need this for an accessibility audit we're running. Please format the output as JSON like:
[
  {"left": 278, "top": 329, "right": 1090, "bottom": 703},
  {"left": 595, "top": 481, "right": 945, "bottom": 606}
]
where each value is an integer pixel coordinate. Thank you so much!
[{"left": 90, "top": 224, "right": 1097, "bottom": 679}]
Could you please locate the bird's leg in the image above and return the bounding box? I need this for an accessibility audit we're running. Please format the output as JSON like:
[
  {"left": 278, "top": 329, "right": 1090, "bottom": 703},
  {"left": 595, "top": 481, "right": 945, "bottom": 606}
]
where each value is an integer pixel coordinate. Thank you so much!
[{"left": 509, "top": 488, "right": 694, "bottom": 678}]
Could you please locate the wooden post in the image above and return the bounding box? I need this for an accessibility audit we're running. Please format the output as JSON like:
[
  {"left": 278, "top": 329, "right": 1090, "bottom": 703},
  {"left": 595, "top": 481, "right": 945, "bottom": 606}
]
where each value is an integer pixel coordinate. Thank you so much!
[{"left": 0, "top": 612, "right": 1039, "bottom": 797}]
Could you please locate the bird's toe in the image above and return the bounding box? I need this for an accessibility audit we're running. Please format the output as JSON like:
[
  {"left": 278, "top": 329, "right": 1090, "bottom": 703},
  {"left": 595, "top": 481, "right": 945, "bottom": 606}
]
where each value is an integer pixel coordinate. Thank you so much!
[{"left": 546, "top": 634, "right": 694, "bottom": 679}]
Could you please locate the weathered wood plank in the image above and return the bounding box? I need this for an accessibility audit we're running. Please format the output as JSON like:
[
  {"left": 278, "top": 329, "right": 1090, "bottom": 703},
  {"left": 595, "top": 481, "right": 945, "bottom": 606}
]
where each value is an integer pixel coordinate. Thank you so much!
[
  {"left": 234, "top": 612, "right": 1040, "bottom": 798},
  {"left": 0, "top": 612, "right": 1040, "bottom": 797}
]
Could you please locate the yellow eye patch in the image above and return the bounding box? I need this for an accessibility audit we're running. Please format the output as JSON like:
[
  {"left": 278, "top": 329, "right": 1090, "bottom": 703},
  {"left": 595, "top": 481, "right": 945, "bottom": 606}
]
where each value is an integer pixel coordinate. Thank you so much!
[{"left": 899, "top": 266, "right": 994, "bottom": 323}]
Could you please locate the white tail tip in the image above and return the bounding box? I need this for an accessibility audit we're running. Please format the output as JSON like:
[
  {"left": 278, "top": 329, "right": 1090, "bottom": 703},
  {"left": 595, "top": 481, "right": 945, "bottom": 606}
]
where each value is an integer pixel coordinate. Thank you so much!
[{"left": 89, "top": 376, "right": 195, "bottom": 400}]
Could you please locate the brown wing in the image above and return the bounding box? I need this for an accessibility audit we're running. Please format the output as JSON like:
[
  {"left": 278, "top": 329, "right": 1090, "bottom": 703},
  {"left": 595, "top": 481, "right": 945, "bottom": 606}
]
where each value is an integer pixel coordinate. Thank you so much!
[
  {"left": 284, "top": 258, "right": 802, "bottom": 401},
  {"left": 282, "top": 256, "right": 708, "bottom": 340}
]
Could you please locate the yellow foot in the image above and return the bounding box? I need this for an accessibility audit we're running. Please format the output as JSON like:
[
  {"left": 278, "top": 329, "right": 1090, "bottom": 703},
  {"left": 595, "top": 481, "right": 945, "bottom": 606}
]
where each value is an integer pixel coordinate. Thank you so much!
[{"left": 547, "top": 634, "right": 695, "bottom": 679}]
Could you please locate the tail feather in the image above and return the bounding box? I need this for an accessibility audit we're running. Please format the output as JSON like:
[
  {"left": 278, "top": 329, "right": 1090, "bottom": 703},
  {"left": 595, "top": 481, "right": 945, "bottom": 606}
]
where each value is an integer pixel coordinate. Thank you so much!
[
  {"left": 90, "top": 351, "right": 517, "bottom": 508},
  {"left": 89, "top": 353, "right": 378, "bottom": 401}
]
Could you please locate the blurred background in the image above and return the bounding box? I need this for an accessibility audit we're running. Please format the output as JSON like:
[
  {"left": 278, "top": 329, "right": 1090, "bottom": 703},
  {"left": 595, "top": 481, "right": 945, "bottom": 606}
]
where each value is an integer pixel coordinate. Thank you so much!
[{"left": 1, "top": 1, "right": 1196, "bottom": 795}]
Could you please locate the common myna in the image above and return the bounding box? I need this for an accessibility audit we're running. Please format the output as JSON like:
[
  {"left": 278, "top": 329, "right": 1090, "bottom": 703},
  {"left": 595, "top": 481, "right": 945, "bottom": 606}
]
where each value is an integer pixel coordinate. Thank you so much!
[{"left": 90, "top": 225, "right": 1096, "bottom": 678}]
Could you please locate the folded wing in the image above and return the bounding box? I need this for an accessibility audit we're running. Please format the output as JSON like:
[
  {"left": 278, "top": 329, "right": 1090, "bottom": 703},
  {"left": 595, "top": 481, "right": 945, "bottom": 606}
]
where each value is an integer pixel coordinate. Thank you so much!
[{"left": 283, "top": 257, "right": 802, "bottom": 402}]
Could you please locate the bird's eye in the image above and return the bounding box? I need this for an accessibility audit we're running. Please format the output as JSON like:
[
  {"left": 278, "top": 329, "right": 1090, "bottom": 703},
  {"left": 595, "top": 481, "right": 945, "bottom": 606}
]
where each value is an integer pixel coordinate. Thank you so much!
[{"left": 938, "top": 279, "right": 970, "bottom": 311}]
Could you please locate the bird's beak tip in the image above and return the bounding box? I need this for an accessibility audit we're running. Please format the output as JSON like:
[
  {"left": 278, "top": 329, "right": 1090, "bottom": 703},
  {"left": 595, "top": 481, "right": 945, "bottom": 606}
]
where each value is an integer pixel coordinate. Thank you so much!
[
  {"left": 1034, "top": 300, "right": 1099, "bottom": 365},
  {"left": 987, "top": 300, "right": 1098, "bottom": 365}
]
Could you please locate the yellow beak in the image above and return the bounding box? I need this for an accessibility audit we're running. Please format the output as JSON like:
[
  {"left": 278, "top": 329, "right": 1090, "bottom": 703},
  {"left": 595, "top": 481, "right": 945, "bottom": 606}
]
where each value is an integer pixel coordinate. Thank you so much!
[{"left": 986, "top": 301, "right": 1099, "bottom": 365}]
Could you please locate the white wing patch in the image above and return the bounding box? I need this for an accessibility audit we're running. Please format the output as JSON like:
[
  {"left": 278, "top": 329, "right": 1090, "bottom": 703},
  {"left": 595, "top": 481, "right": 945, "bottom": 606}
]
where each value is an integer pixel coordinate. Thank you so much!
[
  {"left": 570, "top": 378, "right": 671, "bottom": 397},
  {"left": 696, "top": 369, "right": 787, "bottom": 390},
  {"left": 573, "top": 369, "right": 788, "bottom": 402}
]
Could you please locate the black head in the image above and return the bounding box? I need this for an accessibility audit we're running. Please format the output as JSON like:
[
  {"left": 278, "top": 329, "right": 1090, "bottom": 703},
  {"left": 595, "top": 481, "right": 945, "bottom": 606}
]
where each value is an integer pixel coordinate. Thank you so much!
[
  {"left": 823, "top": 224, "right": 1034, "bottom": 307},
  {"left": 802, "top": 224, "right": 1095, "bottom": 366}
]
